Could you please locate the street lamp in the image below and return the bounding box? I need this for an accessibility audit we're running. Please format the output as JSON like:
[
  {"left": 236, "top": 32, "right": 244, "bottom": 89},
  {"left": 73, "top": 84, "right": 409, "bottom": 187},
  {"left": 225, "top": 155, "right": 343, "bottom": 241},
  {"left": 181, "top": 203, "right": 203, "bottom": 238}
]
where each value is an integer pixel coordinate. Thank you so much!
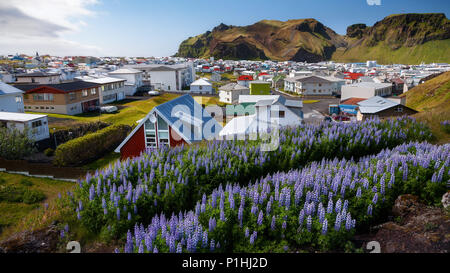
[{"left": 53, "top": 128, "right": 57, "bottom": 148}]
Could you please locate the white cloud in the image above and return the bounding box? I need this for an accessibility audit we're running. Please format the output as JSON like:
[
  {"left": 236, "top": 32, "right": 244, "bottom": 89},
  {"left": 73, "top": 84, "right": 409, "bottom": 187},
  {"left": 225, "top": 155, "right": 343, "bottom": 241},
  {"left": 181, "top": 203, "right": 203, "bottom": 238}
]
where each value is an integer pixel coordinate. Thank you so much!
[{"left": 0, "top": 0, "right": 102, "bottom": 56}]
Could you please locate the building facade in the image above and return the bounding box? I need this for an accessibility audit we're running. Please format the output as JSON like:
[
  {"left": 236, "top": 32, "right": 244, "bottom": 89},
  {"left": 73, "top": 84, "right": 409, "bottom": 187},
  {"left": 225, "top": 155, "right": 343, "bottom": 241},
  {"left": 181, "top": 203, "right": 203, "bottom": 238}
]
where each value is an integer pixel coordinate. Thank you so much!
[
  {"left": 0, "top": 82, "right": 24, "bottom": 113},
  {"left": 16, "top": 81, "right": 101, "bottom": 115}
]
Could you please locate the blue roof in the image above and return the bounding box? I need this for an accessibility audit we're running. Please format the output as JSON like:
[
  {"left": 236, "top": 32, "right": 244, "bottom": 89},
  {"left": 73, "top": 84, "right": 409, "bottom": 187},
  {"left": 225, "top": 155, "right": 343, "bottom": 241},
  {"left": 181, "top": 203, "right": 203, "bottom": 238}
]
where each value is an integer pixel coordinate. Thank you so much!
[
  {"left": 154, "top": 94, "right": 222, "bottom": 142},
  {"left": 0, "top": 82, "right": 24, "bottom": 96}
]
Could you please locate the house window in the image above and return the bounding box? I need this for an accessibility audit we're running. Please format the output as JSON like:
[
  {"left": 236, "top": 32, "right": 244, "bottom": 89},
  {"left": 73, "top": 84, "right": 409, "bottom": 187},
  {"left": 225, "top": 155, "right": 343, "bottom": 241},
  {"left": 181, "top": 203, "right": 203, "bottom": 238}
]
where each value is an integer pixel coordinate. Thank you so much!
[
  {"left": 31, "top": 120, "right": 42, "bottom": 128},
  {"left": 157, "top": 116, "right": 169, "bottom": 147},
  {"left": 82, "top": 90, "right": 88, "bottom": 97},
  {"left": 91, "top": 88, "right": 96, "bottom": 95},
  {"left": 144, "top": 119, "right": 157, "bottom": 148},
  {"left": 395, "top": 106, "right": 403, "bottom": 113},
  {"left": 199, "top": 86, "right": 203, "bottom": 90},
  {"left": 69, "top": 92, "right": 76, "bottom": 101},
  {"left": 279, "top": 111, "right": 285, "bottom": 118},
  {"left": 15, "top": 96, "right": 22, "bottom": 103}
]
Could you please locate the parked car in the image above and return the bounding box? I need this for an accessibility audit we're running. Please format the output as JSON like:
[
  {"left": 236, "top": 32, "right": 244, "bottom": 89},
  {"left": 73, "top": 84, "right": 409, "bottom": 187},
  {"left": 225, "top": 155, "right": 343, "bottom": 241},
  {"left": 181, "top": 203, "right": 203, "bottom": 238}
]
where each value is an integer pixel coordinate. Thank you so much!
[
  {"left": 148, "top": 91, "right": 160, "bottom": 96},
  {"left": 100, "top": 106, "right": 118, "bottom": 113}
]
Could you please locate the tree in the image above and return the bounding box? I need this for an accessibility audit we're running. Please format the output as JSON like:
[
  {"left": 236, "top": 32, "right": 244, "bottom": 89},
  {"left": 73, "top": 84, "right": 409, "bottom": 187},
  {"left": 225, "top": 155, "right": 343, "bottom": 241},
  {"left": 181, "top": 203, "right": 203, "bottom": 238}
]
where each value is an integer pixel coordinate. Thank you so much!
[{"left": 0, "top": 127, "right": 36, "bottom": 160}]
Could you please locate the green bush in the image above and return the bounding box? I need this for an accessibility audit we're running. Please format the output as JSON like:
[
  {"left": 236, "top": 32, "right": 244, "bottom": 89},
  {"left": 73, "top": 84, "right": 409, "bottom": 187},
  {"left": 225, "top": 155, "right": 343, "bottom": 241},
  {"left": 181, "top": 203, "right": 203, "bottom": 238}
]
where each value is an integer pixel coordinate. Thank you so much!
[
  {"left": 0, "top": 185, "right": 45, "bottom": 204},
  {"left": 20, "top": 179, "right": 33, "bottom": 187},
  {"left": 0, "top": 185, "right": 24, "bottom": 202},
  {"left": 53, "top": 124, "right": 131, "bottom": 166},
  {"left": 0, "top": 127, "right": 36, "bottom": 160},
  {"left": 44, "top": 148, "right": 55, "bottom": 157},
  {"left": 22, "top": 189, "right": 46, "bottom": 204}
]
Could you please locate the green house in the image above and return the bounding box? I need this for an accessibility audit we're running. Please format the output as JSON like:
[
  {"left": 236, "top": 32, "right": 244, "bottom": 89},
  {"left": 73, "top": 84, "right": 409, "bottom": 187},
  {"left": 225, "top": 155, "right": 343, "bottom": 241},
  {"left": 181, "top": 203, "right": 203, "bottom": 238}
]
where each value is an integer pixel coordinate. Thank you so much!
[{"left": 249, "top": 81, "right": 271, "bottom": 95}]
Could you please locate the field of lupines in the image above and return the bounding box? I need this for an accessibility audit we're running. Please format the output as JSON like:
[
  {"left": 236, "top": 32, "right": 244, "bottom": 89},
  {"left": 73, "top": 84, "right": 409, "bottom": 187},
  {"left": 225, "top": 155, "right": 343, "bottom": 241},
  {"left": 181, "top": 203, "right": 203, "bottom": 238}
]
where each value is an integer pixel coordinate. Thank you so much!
[
  {"left": 122, "top": 141, "right": 449, "bottom": 253},
  {"left": 67, "top": 117, "right": 434, "bottom": 240}
]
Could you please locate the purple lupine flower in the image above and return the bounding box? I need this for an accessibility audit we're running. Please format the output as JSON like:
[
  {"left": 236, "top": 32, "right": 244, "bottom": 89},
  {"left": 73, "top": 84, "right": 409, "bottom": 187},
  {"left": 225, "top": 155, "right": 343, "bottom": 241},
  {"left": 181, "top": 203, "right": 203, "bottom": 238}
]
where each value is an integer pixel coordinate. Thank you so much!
[
  {"left": 345, "top": 213, "right": 352, "bottom": 230},
  {"left": 334, "top": 213, "right": 341, "bottom": 231},
  {"left": 356, "top": 187, "right": 361, "bottom": 198},
  {"left": 210, "top": 239, "right": 215, "bottom": 252},
  {"left": 245, "top": 227, "right": 249, "bottom": 238},
  {"left": 322, "top": 219, "right": 328, "bottom": 235},
  {"left": 306, "top": 215, "right": 312, "bottom": 232},
  {"left": 271, "top": 215, "right": 276, "bottom": 230},
  {"left": 153, "top": 247, "right": 158, "bottom": 253},
  {"left": 367, "top": 204, "right": 373, "bottom": 216},
  {"left": 372, "top": 193, "right": 378, "bottom": 204},
  {"left": 116, "top": 208, "right": 120, "bottom": 220},
  {"left": 257, "top": 211, "right": 263, "bottom": 226},
  {"left": 282, "top": 221, "right": 287, "bottom": 230}
]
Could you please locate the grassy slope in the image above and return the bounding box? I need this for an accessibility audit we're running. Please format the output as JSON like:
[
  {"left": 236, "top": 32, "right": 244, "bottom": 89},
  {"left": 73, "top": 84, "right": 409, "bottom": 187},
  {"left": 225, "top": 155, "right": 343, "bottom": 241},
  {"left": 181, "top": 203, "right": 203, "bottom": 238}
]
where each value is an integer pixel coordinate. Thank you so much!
[
  {"left": 332, "top": 39, "right": 450, "bottom": 64},
  {"left": 26, "top": 93, "right": 181, "bottom": 127},
  {"left": 0, "top": 173, "right": 75, "bottom": 240},
  {"left": 402, "top": 72, "right": 450, "bottom": 144}
]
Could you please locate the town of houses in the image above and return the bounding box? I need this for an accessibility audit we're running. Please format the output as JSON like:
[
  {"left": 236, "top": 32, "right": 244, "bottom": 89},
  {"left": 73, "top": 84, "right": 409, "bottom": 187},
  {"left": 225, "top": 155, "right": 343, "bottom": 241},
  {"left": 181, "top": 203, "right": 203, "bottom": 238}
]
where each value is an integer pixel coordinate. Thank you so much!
[{"left": 1, "top": 52, "right": 449, "bottom": 159}]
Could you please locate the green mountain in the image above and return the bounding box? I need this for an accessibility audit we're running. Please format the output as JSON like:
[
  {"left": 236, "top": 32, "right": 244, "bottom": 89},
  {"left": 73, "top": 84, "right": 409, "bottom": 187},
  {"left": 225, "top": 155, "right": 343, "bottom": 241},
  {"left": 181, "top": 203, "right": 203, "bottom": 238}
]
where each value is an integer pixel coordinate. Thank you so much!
[
  {"left": 176, "top": 13, "right": 450, "bottom": 64},
  {"left": 332, "top": 13, "right": 450, "bottom": 64}
]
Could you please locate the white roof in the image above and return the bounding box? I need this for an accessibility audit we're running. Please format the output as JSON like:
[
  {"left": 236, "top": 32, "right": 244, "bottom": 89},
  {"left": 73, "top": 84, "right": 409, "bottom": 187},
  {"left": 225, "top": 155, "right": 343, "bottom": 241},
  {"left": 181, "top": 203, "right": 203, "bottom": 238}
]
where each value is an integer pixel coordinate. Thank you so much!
[
  {"left": 0, "top": 112, "right": 47, "bottom": 122},
  {"left": 75, "top": 76, "right": 125, "bottom": 84},
  {"left": 108, "top": 68, "right": 142, "bottom": 74},
  {"left": 239, "top": 95, "right": 281, "bottom": 104},
  {"left": 0, "top": 82, "right": 24, "bottom": 95},
  {"left": 190, "top": 78, "right": 212, "bottom": 86},
  {"left": 357, "top": 96, "right": 399, "bottom": 114},
  {"left": 346, "top": 82, "right": 393, "bottom": 89},
  {"left": 219, "top": 115, "right": 256, "bottom": 136}
]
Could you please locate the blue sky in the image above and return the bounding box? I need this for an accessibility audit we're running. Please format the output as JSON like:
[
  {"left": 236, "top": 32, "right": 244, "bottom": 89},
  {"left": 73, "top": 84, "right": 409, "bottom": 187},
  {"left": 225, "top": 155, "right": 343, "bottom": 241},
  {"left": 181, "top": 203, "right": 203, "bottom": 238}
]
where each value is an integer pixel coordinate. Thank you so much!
[{"left": 1, "top": 0, "right": 449, "bottom": 57}]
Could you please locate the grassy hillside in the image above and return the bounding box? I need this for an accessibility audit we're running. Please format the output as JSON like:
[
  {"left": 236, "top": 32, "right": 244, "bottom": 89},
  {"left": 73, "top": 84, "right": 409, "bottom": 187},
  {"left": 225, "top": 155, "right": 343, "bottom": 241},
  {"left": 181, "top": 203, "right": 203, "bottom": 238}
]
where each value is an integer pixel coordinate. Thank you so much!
[
  {"left": 332, "top": 39, "right": 450, "bottom": 64},
  {"left": 177, "top": 13, "right": 449, "bottom": 64},
  {"left": 402, "top": 72, "right": 450, "bottom": 144},
  {"left": 177, "top": 19, "right": 346, "bottom": 62},
  {"left": 0, "top": 173, "right": 75, "bottom": 240}
]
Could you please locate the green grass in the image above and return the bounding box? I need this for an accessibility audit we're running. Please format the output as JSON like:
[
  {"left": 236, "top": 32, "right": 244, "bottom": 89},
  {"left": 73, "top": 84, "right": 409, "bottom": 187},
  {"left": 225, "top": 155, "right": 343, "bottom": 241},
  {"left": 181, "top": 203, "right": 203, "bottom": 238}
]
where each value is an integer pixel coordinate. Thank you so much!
[
  {"left": 26, "top": 93, "right": 180, "bottom": 127},
  {"left": 332, "top": 39, "right": 450, "bottom": 64},
  {"left": 83, "top": 151, "right": 120, "bottom": 171},
  {"left": 0, "top": 173, "right": 75, "bottom": 240},
  {"left": 302, "top": 100, "right": 320, "bottom": 104}
]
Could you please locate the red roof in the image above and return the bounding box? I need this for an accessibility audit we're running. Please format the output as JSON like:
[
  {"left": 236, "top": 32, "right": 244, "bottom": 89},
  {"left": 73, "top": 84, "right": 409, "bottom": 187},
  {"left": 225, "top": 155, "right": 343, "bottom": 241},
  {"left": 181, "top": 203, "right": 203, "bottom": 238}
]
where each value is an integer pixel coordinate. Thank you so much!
[
  {"left": 344, "top": 72, "right": 364, "bottom": 80},
  {"left": 238, "top": 75, "right": 254, "bottom": 81},
  {"left": 340, "top": 97, "right": 366, "bottom": 105},
  {"left": 258, "top": 72, "right": 269, "bottom": 76}
]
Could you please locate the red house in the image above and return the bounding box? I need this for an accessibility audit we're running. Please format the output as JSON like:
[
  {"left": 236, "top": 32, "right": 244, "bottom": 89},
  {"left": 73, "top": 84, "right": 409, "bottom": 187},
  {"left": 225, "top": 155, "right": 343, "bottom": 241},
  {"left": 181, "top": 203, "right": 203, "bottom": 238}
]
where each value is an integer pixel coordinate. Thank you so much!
[{"left": 114, "top": 94, "right": 222, "bottom": 160}]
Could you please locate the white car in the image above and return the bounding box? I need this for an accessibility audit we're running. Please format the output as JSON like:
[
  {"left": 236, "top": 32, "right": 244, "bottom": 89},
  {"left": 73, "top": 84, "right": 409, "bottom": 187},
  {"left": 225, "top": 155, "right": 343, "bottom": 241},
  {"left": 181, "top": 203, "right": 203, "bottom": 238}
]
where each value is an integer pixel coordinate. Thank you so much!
[
  {"left": 148, "top": 91, "right": 160, "bottom": 96},
  {"left": 100, "top": 106, "right": 118, "bottom": 113}
]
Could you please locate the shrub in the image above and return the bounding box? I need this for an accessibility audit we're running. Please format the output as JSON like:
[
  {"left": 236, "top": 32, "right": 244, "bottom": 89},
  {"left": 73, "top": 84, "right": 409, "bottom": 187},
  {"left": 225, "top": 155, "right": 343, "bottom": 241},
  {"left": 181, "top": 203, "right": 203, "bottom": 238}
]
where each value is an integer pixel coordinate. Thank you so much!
[
  {"left": 44, "top": 148, "right": 55, "bottom": 157},
  {"left": 441, "top": 120, "right": 450, "bottom": 134},
  {"left": 51, "top": 121, "right": 110, "bottom": 146},
  {"left": 69, "top": 117, "right": 433, "bottom": 236},
  {"left": 20, "top": 179, "right": 33, "bottom": 187},
  {"left": 0, "top": 185, "right": 24, "bottom": 202},
  {"left": 0, "top": 127, "right": 36, "bottom": 160},
  {"left": 53, "top": 124, "right": 131, "bottom": 166},
  {"left": 0, "top": 185, "right": 45, "bottom": 204},
  {"left": 22, "top": 189, "right": 46, "bottom": 204}
]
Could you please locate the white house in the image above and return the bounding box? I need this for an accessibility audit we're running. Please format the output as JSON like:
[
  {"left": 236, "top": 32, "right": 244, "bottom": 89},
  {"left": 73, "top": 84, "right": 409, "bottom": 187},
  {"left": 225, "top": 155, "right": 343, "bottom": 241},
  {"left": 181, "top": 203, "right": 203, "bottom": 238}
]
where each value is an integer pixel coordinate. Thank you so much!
[
  {"left": 341, "top": 82, "right": 393, "bottom": 101},
  {"left": 218, "top": 83, "right": 250, "bottom": 104},
  {"left": 130, "top": 63, "right": 195, "bottom": 92},
  {"left": 0, "top": 82, "right": 24, "bottom": 113},
  {"left": 76, "top": 75, "right": 127, "bottom": 104},
  {"left": 190, "top": 78, "right": 213, "bottom": 94},
  {"left": 15, "top": 71, "right": 61, "bottom": 84},
  {"left": 0, "top": 112, "right": 49, "bottom": 141},
  {"left": 108, "top": 68, "right": 143, "bottom": 96},
  {"left": 220, "top": 95, "right": 303, "bottom": 137},
  {"left": 284, "top": 75, "right": 345, "bottom": 96}
]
